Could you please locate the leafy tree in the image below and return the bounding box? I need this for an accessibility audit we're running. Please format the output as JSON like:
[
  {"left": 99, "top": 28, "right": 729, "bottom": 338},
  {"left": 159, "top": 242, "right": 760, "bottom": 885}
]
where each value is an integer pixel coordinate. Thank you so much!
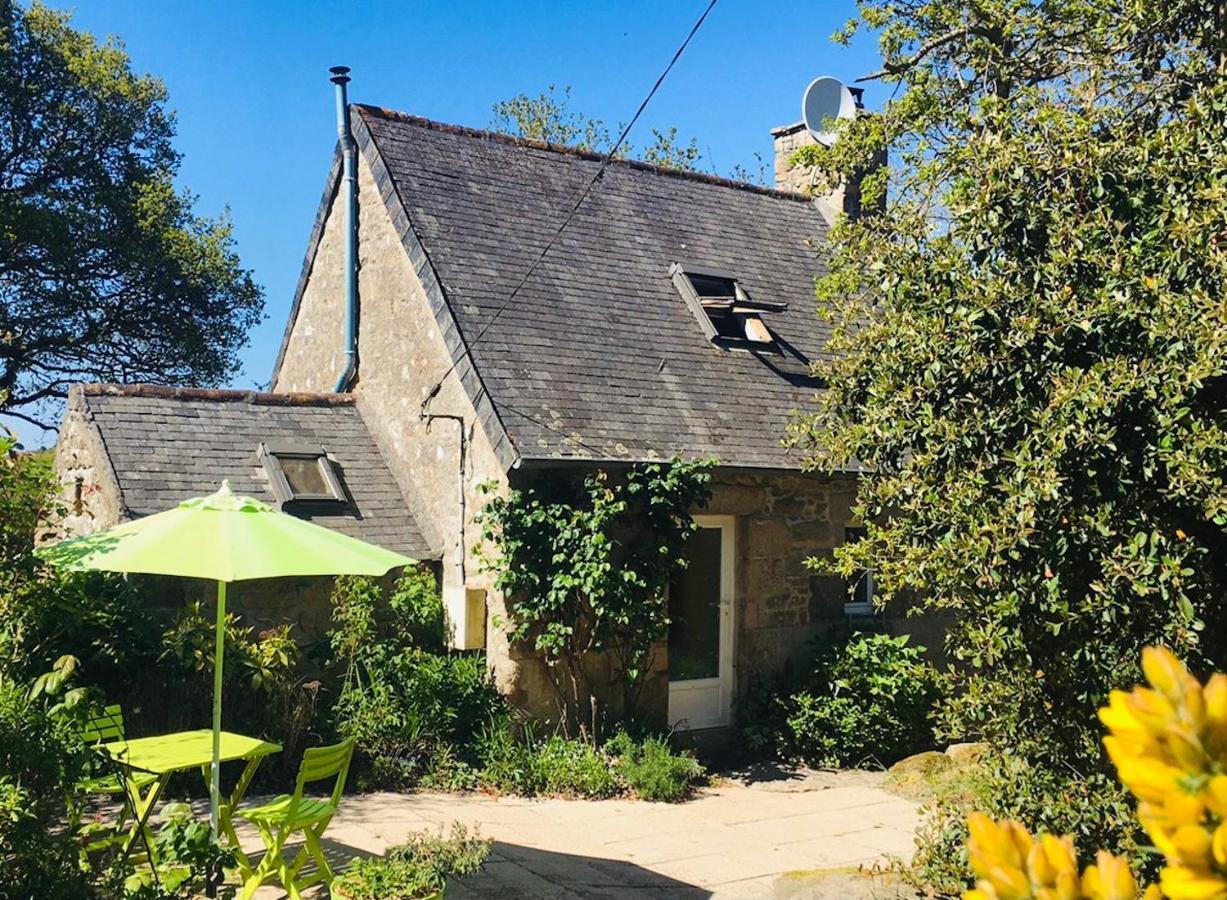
[
  {"left": 491, "top": 84, "right": 705, "bottom": 173},
  {"left": 0, "top": 1, "right": 263, "bottom": 428},
  {"left": 476, "top": 458, "right": 714, "bottom": 737},
  {"left": 788, "top": 0, "right": 1227, "bottom": 874}
]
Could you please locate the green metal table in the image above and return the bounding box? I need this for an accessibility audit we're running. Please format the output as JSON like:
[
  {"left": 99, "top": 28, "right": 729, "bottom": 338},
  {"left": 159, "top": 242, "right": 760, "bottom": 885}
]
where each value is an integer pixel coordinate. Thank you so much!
[{"left": 99, "top": 729, "right": 281, "bottom": 861}]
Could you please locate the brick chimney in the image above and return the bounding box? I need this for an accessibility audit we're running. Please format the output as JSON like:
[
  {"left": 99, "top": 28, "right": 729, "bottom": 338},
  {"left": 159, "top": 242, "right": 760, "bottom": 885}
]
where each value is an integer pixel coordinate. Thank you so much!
[{"left": 772, "top": 87, "right": 878, "bottom": 226}]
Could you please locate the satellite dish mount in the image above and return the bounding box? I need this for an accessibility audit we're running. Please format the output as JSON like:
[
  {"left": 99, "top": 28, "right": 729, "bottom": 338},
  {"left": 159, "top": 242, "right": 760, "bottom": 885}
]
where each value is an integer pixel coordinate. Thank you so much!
[{"left": 801, "top": 76, "right": 857, "bottom": 146}]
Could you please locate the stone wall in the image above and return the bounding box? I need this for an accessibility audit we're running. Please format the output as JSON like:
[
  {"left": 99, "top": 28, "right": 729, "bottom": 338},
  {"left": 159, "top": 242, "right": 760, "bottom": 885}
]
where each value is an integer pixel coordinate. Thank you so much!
[
  {"left": 706, "top": 470, "right": 859, "bottom": 679},
  {"left": 273, "top": 148, "right": 510, "bottom": 657},
  {"left": 49, "top": 387, "right": 127, "bottom": 541}
]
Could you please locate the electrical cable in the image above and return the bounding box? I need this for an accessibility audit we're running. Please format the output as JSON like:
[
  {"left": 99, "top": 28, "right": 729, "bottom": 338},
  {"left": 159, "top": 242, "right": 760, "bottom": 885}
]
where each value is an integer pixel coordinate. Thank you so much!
[{"left": 421, "top": 0, "right": 719, "bottom": 412}]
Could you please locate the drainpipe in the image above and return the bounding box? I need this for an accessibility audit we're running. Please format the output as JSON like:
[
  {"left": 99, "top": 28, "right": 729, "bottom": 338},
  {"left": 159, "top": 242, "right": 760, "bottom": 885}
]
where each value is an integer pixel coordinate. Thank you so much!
[{"left": 331, "top": 65, "right": 358, "bottom": 392}]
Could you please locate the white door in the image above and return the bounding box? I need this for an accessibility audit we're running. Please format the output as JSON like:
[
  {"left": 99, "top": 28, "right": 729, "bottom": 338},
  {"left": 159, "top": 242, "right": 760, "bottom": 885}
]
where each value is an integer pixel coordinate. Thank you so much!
[{"left": 667, "top": 515, "right": 735, "bottom": 730}]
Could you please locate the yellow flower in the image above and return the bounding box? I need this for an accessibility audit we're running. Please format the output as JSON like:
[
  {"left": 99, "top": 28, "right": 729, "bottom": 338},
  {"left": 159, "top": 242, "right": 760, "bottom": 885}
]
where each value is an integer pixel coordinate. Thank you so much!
[
  {"left": 1159, "top": 864, "right": 1227, "bottom": 900},
  {"left": 963, "top": 815, "right": 1150, "bottom": 900},
  {"left": 1142, "top": 646, "right": 1192, "bottom": 702},
  {"left": 1082, "top": 850, "right": 1141, "bottom": 899}
]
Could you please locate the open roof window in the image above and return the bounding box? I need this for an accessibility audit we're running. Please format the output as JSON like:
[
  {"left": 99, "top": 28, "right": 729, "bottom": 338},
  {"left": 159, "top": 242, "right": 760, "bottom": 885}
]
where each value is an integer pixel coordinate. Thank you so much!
[
  {"left": 670, "top": 263, "right": 786, "bottom": 351},
  {"left": 258, "top": 442, "right": 347, "bottom": 505}
]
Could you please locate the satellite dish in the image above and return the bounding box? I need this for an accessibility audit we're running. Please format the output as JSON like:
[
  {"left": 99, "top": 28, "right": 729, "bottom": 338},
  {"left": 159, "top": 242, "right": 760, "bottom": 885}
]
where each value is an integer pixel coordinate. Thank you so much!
[{"left": 802, "top": 76, "right": 857, "bottom": 146}]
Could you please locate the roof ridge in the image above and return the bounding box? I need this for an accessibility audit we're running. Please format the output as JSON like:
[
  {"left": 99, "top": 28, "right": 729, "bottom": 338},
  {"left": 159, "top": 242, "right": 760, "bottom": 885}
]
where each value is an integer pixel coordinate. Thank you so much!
[
  {"left": 81, "top": 383, "right": 355, "bottom": 407},
  {"left": 353, "top": 104, "right": 813, "bottom": 203}
]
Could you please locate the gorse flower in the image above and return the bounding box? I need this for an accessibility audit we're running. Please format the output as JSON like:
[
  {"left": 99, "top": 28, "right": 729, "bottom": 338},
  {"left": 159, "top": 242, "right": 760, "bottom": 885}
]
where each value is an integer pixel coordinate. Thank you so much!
[
  {"left": 964, "top": 646, "right": 1227, "bottom": 899},
  {"left": 963, "top": 811, "right": 1155, "bottom": 899},
  {"left": 1099, "top": 647, "right": 1227, "bottom": 900}
]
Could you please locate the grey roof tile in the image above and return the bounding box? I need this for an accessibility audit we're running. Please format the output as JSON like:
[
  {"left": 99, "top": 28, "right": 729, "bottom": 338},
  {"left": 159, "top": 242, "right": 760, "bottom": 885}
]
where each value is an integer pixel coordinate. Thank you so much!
[
  {"left": 81, "top": 385, "right": 436, "bottom": 560},
  {"left": 355, "top": 107, "right": 829, "bottom": 470}
]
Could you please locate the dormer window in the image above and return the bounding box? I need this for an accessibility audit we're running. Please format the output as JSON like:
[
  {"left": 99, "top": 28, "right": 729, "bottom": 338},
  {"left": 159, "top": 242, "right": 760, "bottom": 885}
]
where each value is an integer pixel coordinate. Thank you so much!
[
  {"left": 258, "top": 442, "right": 346, "bottom": 505},
  {"left": 670, "top": 263, "right": 786, "bottom": 351}
]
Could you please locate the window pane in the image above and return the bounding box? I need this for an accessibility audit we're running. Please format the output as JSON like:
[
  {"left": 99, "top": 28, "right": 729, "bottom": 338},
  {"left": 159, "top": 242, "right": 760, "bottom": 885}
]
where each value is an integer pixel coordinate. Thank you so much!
[
  {"left": 279, "top": 456, "right": 330, "bottom": 497},
  {"left": 705, "top": 307, "right": 746, "bottom": 340},
  {"left": 688, "top": 273, "right": 736, "bottom": 298},
  {"left": 668, "top": 528, "right": 723, "bottom": 681}
]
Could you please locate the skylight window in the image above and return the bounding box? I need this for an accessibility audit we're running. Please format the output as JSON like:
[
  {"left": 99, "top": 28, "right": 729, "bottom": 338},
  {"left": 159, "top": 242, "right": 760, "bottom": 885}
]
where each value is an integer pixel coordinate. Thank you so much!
[
  {"left": 669, "top": 263, "right": 785, "bottom": 350},
  {"left": 258, "top": 442, "right": 347, "bottom": 505}
]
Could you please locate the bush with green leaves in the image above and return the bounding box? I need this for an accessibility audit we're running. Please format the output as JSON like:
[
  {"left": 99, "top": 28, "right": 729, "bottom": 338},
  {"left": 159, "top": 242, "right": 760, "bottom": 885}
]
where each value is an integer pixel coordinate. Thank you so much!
[
  {"left": 333, "top": 823, "right": 489, "bottom": 900},
  {"left": 477, "top": 723, "right": 618, "bottom": 798},
  {"left": 0, "top": 673, "right": 93, "bottom": 900},
  {"left": 118, "top": 802, "right": 237, "bottom": 899},
  {"left": 476, "top": 458, "right": 714, "bottom": 737},
  {"left": 478, "top": 721, "right": 702, "bottom": 801},
  {"left": 605, "top": 731, "right": 705, "bottom": 802},
  {"left": 739, "top": 633, "right": 939, "bottom": 769},
  {"left": 328, "top": 572, "right": 503, "bottom": 790},
  {"left": 159, "top": 603, "right": 317, "bottom": 786},
  {"left": 787, "top": 0, "right": 1227, "bottom": 877}
]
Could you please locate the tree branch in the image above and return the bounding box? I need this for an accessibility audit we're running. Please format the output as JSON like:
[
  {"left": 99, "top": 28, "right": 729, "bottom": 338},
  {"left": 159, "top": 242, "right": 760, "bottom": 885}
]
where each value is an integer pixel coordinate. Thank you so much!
[{"left": 857, "top": 27, "right": 971, "bottom": 82}]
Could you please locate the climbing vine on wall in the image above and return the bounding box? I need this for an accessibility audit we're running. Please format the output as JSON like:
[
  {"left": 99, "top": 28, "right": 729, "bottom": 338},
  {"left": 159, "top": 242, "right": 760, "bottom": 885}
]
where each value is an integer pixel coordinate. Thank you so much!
[{"left": 476, "top": 457, "right": 715, "bottom": 738}]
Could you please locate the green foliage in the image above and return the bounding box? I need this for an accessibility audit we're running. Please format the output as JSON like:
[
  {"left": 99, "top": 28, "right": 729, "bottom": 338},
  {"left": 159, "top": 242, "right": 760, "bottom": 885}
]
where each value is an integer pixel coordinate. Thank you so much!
[
  {"left": 738, "top": 633, "right": 939, "bottom": 769},
  {"left": 120, "top": 802, "right": 237, "bottom": 899},
  {"left": 328, "top": 571, "right": 503, "bottom": 790},
  {"left": 490, "top": 84, "right": 705, "bottom": 172},
  {"left": 159, "top": 603, "right": 317, "bottom": 783},
  {"left": 790, "top": 0, "right": 1227, "bottom": 878},
  {"left": 478, "top": 721, "right": 700, "bottom": 801},
  {"left": 0, "top": 2, "right": 263, "bottom": 427},
  {"left": 479, "top": 730, "right": 619, "bottom": 798},
  {"left": 0, "top": 675, "right": 92, "bottom": 900},
  {"left": 606, "top": 731, "right": 705, "bottom": 802},
  {"left": 333, "top": 823, "right": 489, "bottom": 900},
  {"left": 477, "top": 458, "right": 714, "bottom": 735}
]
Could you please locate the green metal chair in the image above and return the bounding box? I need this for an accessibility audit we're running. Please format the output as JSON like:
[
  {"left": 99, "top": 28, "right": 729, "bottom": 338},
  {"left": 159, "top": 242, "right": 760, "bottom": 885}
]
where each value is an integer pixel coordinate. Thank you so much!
[
  {"left": 76, "top": 705, "right": 158, "bottom": 796},
  {"left": 70, "top": 705, "right": 158, "bottom": 854},
  {"left": 235, "top": 737, "right": 355, "bottom": 900}
]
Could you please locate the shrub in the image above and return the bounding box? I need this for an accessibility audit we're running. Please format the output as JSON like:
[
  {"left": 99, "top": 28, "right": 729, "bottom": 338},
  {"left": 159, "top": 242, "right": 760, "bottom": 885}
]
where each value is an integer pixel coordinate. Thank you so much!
[
  {"left": 606, "top": 732, "right": 705, "bottom": 802},
  {"left": 328, "top": 572, "right": 504, "bottom": 790},
  {"left": 477, "top": 723, "right": 617, "bottom": 798},
  {"left": 531, "top": 736, "right": 620, "bottom": 798},
  {"left": 740, "top": 632, "right": 940, "bottom": 769},
  {"left": 333, "top": 823, "right": 489, "bottom": 900},
  {"left": 118, "top": 802, "right": 237, "bottom": 898},
  {"left": 159, "top": 603, "right": 317, "bottom": 787},
  {"left": 0, "top": 675, "right": 92, "bottom": 900}
]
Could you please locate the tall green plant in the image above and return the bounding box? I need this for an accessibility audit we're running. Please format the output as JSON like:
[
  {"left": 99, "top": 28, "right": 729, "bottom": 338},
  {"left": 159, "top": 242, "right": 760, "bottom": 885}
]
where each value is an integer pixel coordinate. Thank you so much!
[
  {"left": 789, "top": 0, "right": 1227, "bottom": 870},
  {"left": 476, "top": 458, "right": 714, "bottom": 736},
  {"left": 328, "top": 570, "right": 501, "bottom": 789}
]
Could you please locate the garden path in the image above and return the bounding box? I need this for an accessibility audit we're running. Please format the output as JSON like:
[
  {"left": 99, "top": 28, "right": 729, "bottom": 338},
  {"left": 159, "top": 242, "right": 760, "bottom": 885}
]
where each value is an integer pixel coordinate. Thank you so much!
[{"left": 239, "top": 766, "right": 920, "bottom": 898}]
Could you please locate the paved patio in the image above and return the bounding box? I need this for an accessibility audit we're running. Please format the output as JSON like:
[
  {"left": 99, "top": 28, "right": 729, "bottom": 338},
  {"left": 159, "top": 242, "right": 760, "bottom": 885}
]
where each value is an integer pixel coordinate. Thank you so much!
[{"left": 239, "top": 767, "right": 920, "bottom": 899}]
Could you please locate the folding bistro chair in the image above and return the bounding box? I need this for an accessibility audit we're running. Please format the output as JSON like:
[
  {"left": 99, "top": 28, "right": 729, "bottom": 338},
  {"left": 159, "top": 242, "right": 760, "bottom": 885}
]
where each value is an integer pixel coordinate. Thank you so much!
[
  {"left": 235, "top": 738, "right": 355, "bottom": 900},
  {"left": 70, "top": 705, "right": 157, "bottom": 830}
]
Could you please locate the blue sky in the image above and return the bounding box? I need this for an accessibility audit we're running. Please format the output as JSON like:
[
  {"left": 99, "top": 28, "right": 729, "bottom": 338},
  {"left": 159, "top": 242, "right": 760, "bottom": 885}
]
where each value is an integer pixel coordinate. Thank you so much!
[{"left": 20, "top": 0, "right": 882, "bottom": 443}]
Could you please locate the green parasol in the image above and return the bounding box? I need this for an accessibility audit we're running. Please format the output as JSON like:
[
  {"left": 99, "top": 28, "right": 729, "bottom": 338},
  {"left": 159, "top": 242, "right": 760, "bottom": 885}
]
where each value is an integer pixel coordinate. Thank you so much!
[{"left": 38, "top": 481, "right": 416, "bottom": 834}]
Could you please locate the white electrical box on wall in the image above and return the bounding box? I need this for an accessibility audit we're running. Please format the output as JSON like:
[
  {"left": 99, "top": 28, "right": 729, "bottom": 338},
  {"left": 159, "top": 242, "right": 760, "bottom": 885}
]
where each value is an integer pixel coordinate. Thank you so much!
[{"left": 443, "top": 584, "right": 486, "bottom": 650}]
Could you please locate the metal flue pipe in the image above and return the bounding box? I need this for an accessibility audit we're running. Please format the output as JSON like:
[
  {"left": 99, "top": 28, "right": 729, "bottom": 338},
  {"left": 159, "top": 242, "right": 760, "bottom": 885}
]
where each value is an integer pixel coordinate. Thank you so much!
[{"left": 330, "top": 65, "right": 358, "bottom": 392}]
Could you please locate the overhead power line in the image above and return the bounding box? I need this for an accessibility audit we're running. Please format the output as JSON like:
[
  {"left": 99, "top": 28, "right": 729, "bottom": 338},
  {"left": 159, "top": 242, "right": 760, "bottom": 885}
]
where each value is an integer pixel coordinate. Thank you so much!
[{"left": 422, "top": 0, "right": 719, "bottom": 412}]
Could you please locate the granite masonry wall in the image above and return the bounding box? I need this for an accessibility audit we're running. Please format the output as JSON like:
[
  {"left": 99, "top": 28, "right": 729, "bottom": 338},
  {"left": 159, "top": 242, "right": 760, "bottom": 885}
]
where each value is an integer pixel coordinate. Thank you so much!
[{"left": 272, "top": 147, "right": 512, "bottom": 670}]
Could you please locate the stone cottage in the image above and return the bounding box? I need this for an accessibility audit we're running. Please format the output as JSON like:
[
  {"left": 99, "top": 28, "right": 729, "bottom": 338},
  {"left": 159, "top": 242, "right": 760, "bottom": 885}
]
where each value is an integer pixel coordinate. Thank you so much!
[{"left": 54, "top": 84, "right": 935, "bottom": 732}]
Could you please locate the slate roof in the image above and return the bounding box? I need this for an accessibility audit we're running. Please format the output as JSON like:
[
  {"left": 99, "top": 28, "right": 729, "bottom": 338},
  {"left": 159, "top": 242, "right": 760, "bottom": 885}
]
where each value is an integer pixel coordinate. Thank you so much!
[
  {"left": 277, "top": 107, "right": 833, "bottom": 471},
  {"left": 76, "top": 384, "right": 436, "bottom": 560}
]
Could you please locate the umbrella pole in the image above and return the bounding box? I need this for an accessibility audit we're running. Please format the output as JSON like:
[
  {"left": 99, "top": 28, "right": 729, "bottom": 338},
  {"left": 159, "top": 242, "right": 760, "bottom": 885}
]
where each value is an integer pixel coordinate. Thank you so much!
[{"left": 210, "top": 580, "right": 226, "bottom": 836}]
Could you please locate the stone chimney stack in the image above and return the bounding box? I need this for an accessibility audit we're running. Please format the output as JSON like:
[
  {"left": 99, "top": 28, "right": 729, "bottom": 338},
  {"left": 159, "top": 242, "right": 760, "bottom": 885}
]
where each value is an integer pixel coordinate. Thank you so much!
[{"left": 772, "top": 86, "right": 876, "bottom": 227}]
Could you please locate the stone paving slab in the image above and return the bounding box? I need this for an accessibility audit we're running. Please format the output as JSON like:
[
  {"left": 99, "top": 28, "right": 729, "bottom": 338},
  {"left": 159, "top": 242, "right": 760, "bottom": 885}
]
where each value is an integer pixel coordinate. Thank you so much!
[{"left": 233, "top": 768, "right": 919, "bottom": 899}]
